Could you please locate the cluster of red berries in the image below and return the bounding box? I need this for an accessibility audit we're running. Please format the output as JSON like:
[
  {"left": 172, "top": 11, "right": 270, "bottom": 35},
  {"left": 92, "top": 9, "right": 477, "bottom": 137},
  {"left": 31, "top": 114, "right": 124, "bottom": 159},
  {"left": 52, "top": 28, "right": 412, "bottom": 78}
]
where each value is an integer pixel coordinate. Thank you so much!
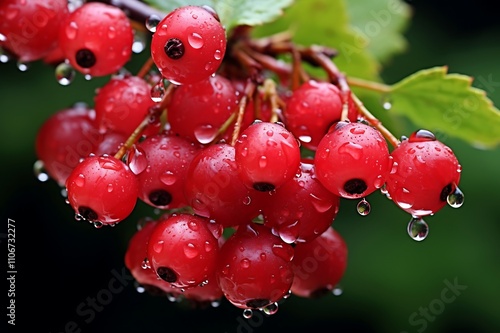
[{"left": 2, "top": 0, "right": 465, "bottom": 317}]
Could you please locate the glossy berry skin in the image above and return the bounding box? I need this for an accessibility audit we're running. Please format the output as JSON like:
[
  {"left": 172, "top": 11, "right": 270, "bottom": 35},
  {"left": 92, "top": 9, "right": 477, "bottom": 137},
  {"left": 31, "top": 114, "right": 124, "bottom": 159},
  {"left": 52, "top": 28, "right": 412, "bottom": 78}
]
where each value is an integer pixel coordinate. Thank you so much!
[
  {"left": 262, "top": 162, "right": 341, "bottom": 244},
  {"left": 167, "top": 74, "right": 238, "bottom": 144},
  {"left": 35, "top": 104, "right": 99, "bottom": 186},
  {"left": 151, "top": 5, "right": 226, "bottom": 85},
  {"left": 0, "top": 0, "right": 68, "bottom": 62},
  {"left": 125, "top": 220, "right": 177, "bottom": 296},
  {"left": 94, "top": 75, "right": 157, "bottom": 136},
  {"left": 234, "top": 121, "right": 301, "bottom": 192},
  {"left": 183, "top": 143, "right": 261, "bottom": 228},
  {"left": 216, "top": 223, "right": 294, "bottom": 309},
  {"left": 315, "top": 121, "right": 392, "bottom": 199},
  {"left": 146, "top": 214, "right": 222, "bottom": 288},
  {"left": 59, "top": 2, "right": 133, "bottom": 76},
  {"left": 134, "top": 133, "right": 201, "bottom": 209},
  {"left": 66, "top": 155, "right": 139, "bottom": 224},
  {"left": 291, "top": 227, "right": 347, "bottom": 298},
  {"left": 285, "top": 80, "right": 358, "bottom": 150},
  {"left": 386, "top": 130, "right": 462, "bottom": 217}
]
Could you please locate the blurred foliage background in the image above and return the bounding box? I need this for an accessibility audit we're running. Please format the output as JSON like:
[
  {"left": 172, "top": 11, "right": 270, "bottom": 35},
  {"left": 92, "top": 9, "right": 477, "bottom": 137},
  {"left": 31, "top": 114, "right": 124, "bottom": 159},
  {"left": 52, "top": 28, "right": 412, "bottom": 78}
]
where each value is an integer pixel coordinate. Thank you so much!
[{"left": 1, "top": 0, "right": 500, "bottom": 332}]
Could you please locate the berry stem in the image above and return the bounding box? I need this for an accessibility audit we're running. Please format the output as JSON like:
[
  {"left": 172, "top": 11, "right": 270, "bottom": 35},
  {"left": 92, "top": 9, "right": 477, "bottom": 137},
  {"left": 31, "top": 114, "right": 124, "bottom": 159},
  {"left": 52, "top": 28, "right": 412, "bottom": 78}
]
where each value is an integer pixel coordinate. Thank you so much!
[
  {"left": 136, "top": 57, "right": 155, "bottom": 78},
  {"left": 113, "top": 84, "right": 175, "bottom": 160},
  {"left": 346, "top": 77, "right": 392, "bottom": 94},
  {"left": 350, "top": 93, "right": 400, "bottom": 148},
  {"left": 263, "top": 79, "right": 284, "bottom": 123},
  {"left": 231, "top": 80, "right": 256, "bottom": 146},
  {"left": 91, "top": 0, "right": 165, "bottom": 25}
]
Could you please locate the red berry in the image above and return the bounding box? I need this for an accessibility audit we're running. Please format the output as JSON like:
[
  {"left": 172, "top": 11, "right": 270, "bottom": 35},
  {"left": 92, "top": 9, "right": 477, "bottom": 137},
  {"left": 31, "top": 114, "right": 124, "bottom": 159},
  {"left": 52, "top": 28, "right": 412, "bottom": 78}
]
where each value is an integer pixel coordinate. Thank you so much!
[
  {"left": 262, "top": 161, "right": 341, "bottom": 244},
  {"left": 167, "top": 74, "right": 238, "bottom": 144},
  {"left": 183, "top": 143, "right": 261, "bottom": 228},
  {"left": 94, "top": 75, "right": 157, "bottom": 135},
  {"left": 315, "top": 121, "right": 392, "bottom": 199},
  {"left": 65, "top": 155, "right": 139, "bottom": 225},
  {"left": 146, "top": 214, "right": 222, "bottom": 288},
  {"left": 291, "top": 227, "right": 347, "bottom": 298},
  {"left": 125, "top": 220, "right": 177, "bottom": 296},
  {"left": 285, "top": 80, "right": 357, "bottom": 150},
  {"left": 0, "top": 0, "right": 68, "bottom": 62},
  {"left": 151, "top": 5, "right": 226, "bottom": 85},
  {"left": 35, "top": 104, "right": 99, "bottom": 186},
  {"left": 234, "top": 121, "right": 301, "bottom": 192},
  {"left": 386, "top": 130, "right": 462, "bottom": 217},
  {"left": 59, "top": 2, "right": 133, "bottom": 76},
  {"left": 134, "top": 132, "right": 201, "bottom": 209},
  {"left": 216, "top": 223, "right": 294, "bottom": 309}
]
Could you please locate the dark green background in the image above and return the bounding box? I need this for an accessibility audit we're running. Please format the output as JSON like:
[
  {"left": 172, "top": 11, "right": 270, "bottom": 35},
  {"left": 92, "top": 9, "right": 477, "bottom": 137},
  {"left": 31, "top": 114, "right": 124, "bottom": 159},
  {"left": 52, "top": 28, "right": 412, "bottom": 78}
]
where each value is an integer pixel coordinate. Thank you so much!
[{"left": 1, "top": 1, "right": 500, "bottom": 332}]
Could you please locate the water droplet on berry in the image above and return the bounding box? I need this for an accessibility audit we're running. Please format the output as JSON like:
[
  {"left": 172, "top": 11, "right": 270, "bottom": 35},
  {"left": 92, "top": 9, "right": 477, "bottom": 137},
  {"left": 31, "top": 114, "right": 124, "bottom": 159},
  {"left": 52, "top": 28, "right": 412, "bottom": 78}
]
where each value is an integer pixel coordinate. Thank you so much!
[
  {"left": 357, "top": 198, "right": 371, "bottom": 216},
  {"left": 55, "top": 62, "right": 75, "bottom": 86},
  {"left": 395, "top": 188, "right": 414, "bottom": 209},
  {"left": 146, "top": 14, "right": 161, "bottom": 32},
  {"left": 107, "top": 26, "right": 116, "bottom": 39},
  {"left": 204, "top": 241, "right": 213, "bottom": 252},
  {"left": 0, "top": 33, "right": 6, "bottom": 42},
  {"left": 262, "top": 302, "right": 279, "bottom": 315},
  {"left": 272, "top": 243, "right": 294, "bottom": 261},
  {"left": 338, "top": 142, "right": 363, "bottom": 160},
  {"left": 374, "top": 175, "right": 384, "bottom": 189},
  {"left": 259, "top": 156, "right": 267, "bottom": 168},
  {"left": 240, "top": 258, "right": 251, "bottom": 268},
  {"left": 107, "top": 184, "right": 114, "bottom": 193},
  {"left": 33, "top": 160, "right": 49, "bottom": 182},
  {"left": 183, "top": 243, "right": 199, "bottom": 259},
  {"left": 243, "top": 309, "right": 253, "bottom": 319},
  {"left": 0, "top": 46, "right": 11, "bottom": 63},
  {"left": 409, "top": 129, "right": 436, "bottom": 142},
  {"left": 242, "top": 196, "right": 252, "bottom": 205},
  {"left": 74, "top": 213, "right": 83, "bottom": 221},
  {"left": 214, "top": 49, "right": 222, "bottom": 60},
  {"left": 93, "top": 221, "right": 103, "bottom": 229},
  {"left": 188, "top": 220, "right": 199, "bottom": 231},
  {"left": 127, "top": 145, "right": 148, "bottom": 175},
  {"left": 349, "top": 127, "right": 366, "bottom": 135},
  {"left": 187, "top": 32, "right": 204, "bottom": 49},
  {"left": 298, "top": 135, "right": 312, "bottom": 143},
  {"left": 66, "top": 21, "right": 79, "bottom": 40},
  {"left": 160, "top": 171, "right": 177, "bottom": 185},
  {"left": 407, "top": 217, "right": 428, "bottom": 241},
  {"left": 277, "top": 221, "right": 299, "bottom": 244},
  {"left": 207, "top": 221, "right": 223, "bottom": 239},
  {"left": 74, "top": 174, "right": 86, "bottom": 187},
  {"left": 390, "top": 161, "right": 399, "bottom": 174},
  {"left": 17, "top": 60, "right": 29, "bottom": 72},
  {"left": 151, "top": 80, "right": 165, "bottom": 102},
  {"left": 310, "top": 193, "right": 333, "bottom": 213},
  {"left": 153, "top": 240, "right": 164, "bottom": 253},
  {"left": 194, "top": 124, "right": 217, "bottom": 144},
  {"left": 447, "top": 186, "right": 464, "bottom": 208}
]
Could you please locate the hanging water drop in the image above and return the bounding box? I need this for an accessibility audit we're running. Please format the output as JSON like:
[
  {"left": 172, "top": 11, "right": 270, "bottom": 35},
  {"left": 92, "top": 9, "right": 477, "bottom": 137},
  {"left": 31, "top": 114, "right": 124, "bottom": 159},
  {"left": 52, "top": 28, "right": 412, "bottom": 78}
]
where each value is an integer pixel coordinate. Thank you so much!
[
  {"left": 135, "top": 281, "right": 146, "bottom": 293},
  {"left": 407, "top": 217, "right": 429, "bottom": 241},
  {"left": 381, "top": 96, "right": 392, "bottom": 110},
  {"left": 17, "top": 60, "right": 29, "bottom": 72},
  {"left": 55, "top": 62, "right": 76, "bottom": 86},
  {"left": 262, "top": 302, "right": 279, "bottom": 316},
  {"left": 132, "top": 30, "right": 147, "bottom": 53},
  {"left": 242, "top": 309, "right": 253, "bottom": 319},
  {"left": 211, "top": 300, "right": 221, "bottom": 307},
  {"left": 332, "top": 286, "right": 343, "bottom": 296},
  {"left": 84, "top": 74, "right": 92, "bottom": 81},
  {"left": 127, "top": 145, "right": 148, "bottom": 175},
  {"left": 447, "top": 186, "right": 464, "bottom": 208},
  {"left": 33, "top": 160, "right": 49, "bottom": 182},
  {"left": 93, "top": 221, "right": 103, "bottom": 229},
  {"left": 356, "top": 198, "right": 371, "bottom": 216},
  {"left": 151, "top": 79, "right": 165, "bottom": 102},
  {"left": 145, "top": 14, "right": 161, "bottom": 32},
  {"left": 0, "top": 46, "right": 11, "bottom": 63}
]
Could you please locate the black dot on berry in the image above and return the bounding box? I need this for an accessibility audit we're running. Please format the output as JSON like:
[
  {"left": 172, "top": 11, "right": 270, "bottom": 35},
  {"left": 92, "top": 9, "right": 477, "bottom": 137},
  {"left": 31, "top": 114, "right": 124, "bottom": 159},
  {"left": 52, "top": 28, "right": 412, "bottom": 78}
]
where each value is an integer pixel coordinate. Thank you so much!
[
  {"left": 75, "top": 48, "right": 96, "bottom": 68},
  {"left": 440, "top": 183, "right": 454, "bottom": 201},
  {"left": 253, "top": 182, "right": 275, "bottom": 192},
  {"left": 164, "top": 38, "right": 185, "bottom": 59},
  {"left": 157, "top": 267, "right": 177, "bottom": 283},
  {"left": 344, "top": 178, "right": 367, "bottom": 195},
  {"left": 78, "top": 206, "right": 98, "bottom": 221},
  {"left": 246, "top": 298, "right": 270, "bottom": 309},
  {"left": 310, "top": 287, "right": 330, "bottom": 298},
  {"left": 148, "top": 190, "right": 172, "bottom": 206}
]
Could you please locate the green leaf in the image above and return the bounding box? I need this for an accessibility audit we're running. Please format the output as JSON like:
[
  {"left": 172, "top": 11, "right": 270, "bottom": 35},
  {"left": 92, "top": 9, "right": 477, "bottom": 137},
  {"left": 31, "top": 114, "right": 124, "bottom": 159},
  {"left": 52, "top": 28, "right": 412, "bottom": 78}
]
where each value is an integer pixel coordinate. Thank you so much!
[
  {"left": 389, "top": 66, "right": 500, "bottom": 148},
  {"left": 253, "top": 0, "right": 380, "bottom": 80},
  {"left": 346, "top": 0, "right": 411, "bottom": 64},
  {"left": 143, "top": 0, "right": 294, "bottom": 33}
]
